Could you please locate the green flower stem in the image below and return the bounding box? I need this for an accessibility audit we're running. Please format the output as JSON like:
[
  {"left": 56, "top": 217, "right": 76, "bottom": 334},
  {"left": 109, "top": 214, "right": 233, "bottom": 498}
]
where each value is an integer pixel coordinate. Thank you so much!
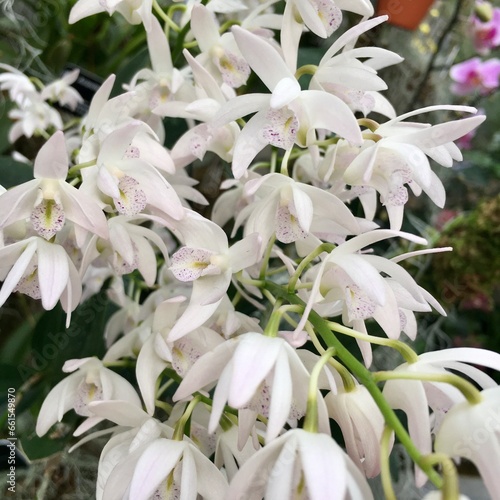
[
  {"left": 231, "top": 291, "right": 242, "bottom": 307},
  {"left": 67, "top": 159, "right": 96, "bottom": 177},
  {"left": 173, "top": 395, "right": 201, "bottom": 441},
  {"left": 36, "top": 129, "right": 51, "bottom": 140},
  {"left": 235, "top": 271, "right": 264, "bottom": 288},
  {"left": 29, "top": 76, "right": 45, "bottom": 90},
  {"left": 307, "top": 326, "right": 356, "bottom": 392},
  {"left": 311, "top": 137, "right": 339, "bottom": 148},
  {"left": 167, "top": 3, "right": 187, "bottom": 19},
  {"left": 373, "top": 371, "right": 483, "bottom": 406},
  {"left": 153, "top": 0, "right": 180, "bottom": 32},
  {"left": 303, "top": 347, "right": 336, "bottom": 432},
  {"left": 280, "top": 148, "right": 292, "bottom": 176},
  {"left": 421, "top": 454, "right": 460, "bottom": 500},
  {"left": 155, "top": 399, "right": 173, "bottom": 415},
  {"left": 380, "top": 426, "right": 397, "bottom": 500},
  {"left": 62, "top": 118, "right": 82, "bottom": 131},
  {"left": 326, "top": 321, "right": 419, "bottom": 364},
  {"left": 219, "top": 20, "right": 241, "bottom": 33},
  {"left": 270, "top": 148, "right": 278, "bottom": 173},
  {"left": 287, "top": 242, "right": 335, "bottom": 294},
  {"left": 172, "top": 14, "right": 196, "bottom": 64},
  {"left": 218, "top": 413, "right": 234, "bottom": 433},
  {"left": 357, "top": 118, "right": 380, "bottom": 132},
  {"left": 263, "top": 299, "right": 283, "bottom": 337},
  {"left": 264, "top": 280, "right": 443, "bottom": 488},
  {"left": 103, "top": 360, "right": 136, "bottom": 369},
  {"left": 259, "top": 235, "right": 276, "bottom": 279},
  {"left": 294, "top": 64, "right": 318, "bottom": 80},
  {"left": 157, "top": 379, "right": 175, "bottom": 398},
  {"left": 361, "top": 132, "right": 383, "bottom": 142}
]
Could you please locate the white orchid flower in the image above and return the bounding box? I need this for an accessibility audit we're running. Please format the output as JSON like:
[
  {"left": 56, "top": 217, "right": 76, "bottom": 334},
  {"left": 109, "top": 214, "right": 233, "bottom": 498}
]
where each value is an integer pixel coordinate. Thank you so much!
[
  {"left": 84, "top": 401, "right": 228, "bottom": 500},
  {"left": 434, "top": 386, "right": 500, "bottom": 499},
  {"left": 213, "top": 26, "right": 362, "bottom": 178},
  {"left": 80, "top": 214, "right": 171, "bottom": 288},
  {"left": 41, "top": 68, "right": 84, "bottom": 111},
  {"left": 136, "top": 296, "right": 224, "bottom": 414},
  {"left": 127, "top": 16, "right": 193, "bottom": 121},
  {"left": 80, "top": 123, "right": 184, "bottom": 220},
  {"left": 70, "top": 0, "right": 154, "bottom": 31},
  {"left": 281, "top": 0, "right": 374, "bottom": 71},
  {"left": 36, "top": 357, "right": 142, "bottom": 438},
  {"left": 294, "top": 230, "right": 429, "bottom": 361},
  {"left": 8, "top": 92, "right": 63, "bottom": 143},
  {"left": 0, "top": 131, "right": 108, "bottom": 243},
  {"left": 174, "top": 332, "right": 326, "bottom": 444},
  {"left": 169, "top": 49, "right": 240, "bottom": 168},
  {"left": 191, "top": 4, "right": 250, "bottom": 89},
  {"left": 383, "top": 348, "right": 500, "bottom": 486},
  {"left": 343, "top": 106, "right": 486, "bottom": 229},
  {"left": 326, "top": 384, "right": 393, "bottom": 478},
  {"left": 227, "top": 427, "right": 374, "bottom": 499},
  {"left": 82, "top": 411, "right": 171, "bottom": 500},
  {"left": 0, "top": 63, "right": 37, "bottom": 104},
  {"left": 215, "top": 424, "right": 260, "bottom": 481},
  {"left": 233, "top": 173, "right": 360, "bottom": 250},
  {"left": 0, "top": 236, "right": 82, "bottom": 321},
  {"left": 125, "top": 436, "right": 229, "bottom": 500},
  {"left": 310, "top": 16, "right": 402, "bottom": 117},
  {"left": 78, "top": 75, "right": 169, "bottom": 161},
  {"left": 167, "top": 210, "right": 261, "bottom": 340}
]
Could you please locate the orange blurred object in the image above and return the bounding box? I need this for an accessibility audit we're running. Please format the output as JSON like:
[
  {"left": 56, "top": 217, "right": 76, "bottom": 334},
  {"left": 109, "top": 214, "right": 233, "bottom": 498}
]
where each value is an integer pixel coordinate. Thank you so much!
[{"left": 376, "top": 0, "right": 435, "bottom": 30}]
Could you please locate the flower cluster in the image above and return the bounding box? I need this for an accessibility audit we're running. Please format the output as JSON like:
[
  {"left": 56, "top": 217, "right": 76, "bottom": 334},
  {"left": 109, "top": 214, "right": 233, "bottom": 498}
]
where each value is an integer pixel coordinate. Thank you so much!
[
  {"left": 450, "top": 1, "right": 500, "bottom": 97},
  {"left": 1, "top": 0, "right": 498, "bottom": 498}
]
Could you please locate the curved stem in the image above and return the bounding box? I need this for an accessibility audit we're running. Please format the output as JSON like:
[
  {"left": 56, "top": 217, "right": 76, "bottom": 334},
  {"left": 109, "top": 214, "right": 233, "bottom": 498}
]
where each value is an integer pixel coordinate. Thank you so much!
[
  {"left": 259, "top": 236, "right": 276, "bottom": 280},
  {"left": 153, "top": 0, "right": 180, "bottom": 32},
  {"left": 303, "top": 347, "right": 335, "bottom": 433},
  {"left": 326, "top": 321, "right": 419, "bottom": 364},
  {"left": 173, "top": 395, "right": 201, "bottom": 441},
  {"left": 280, "top": 148, "right": 292, "bottom": 176},
  {"left": 373, "top": 371, "right": 483, "bottom": 406},
  {"left": 380, "top": 425, "right": 397, "bottom": 500},
  {"left": 307, "top": 326, "right": 356, "bottom": 392},
  {"left": 421, "top": 453, "right": 460, "bottom": 500},
  {"left": 263, "top": 299, "right": 283, "bottom": 337},
  {"left": 67, "top": 159, "right": 96, "bottom": 177},
  {"left": 287, "top": 242, "right": 335, "bottom": 294},
  {"left": 357, "top": 117, "right": 380, "bottom": 132},
  {"left": 295, "top": 64, "right": 318, "bottom": 80}
]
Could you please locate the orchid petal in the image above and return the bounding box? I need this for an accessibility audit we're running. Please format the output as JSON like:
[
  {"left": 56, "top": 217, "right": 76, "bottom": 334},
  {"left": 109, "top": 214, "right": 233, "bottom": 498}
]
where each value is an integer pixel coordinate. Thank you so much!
[
  {"left": 147, "top": 17, "right": 173, "bottom": 75},
  {"left": 129, "top": 439, "right": 185, "bottom": 500},
  {"left": 37, "top": 240, "right": 68, "bottom": 310},
  {"left": 232, "top": 26, "right": 294, "bottom": 91},
  {"left": 88, "top": 400, "right": 149, "bottom": 428},
  {"left": 299, "top": 431, "right": 347, "bottom": 500},
  {"left": 136, "top": 334, "right": 167, "bottom": 414},
  {"left": 299, "top": 90, "right": 363, "bottom": 145},
  {"left": 34, "top": 131, "right": 68, "bottom": 180}
]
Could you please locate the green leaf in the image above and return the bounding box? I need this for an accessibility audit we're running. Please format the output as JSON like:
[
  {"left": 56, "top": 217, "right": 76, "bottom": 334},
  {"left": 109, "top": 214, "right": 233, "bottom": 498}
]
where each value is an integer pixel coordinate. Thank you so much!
[
  {"left": 0, "top": 363, "right": 24, "bottom": 395},
  {"left": 21, "top": 433, "right": 69, "bottom": 461},
  {"left": 0, "top": 156, "right": 34, "bottom": 189},
  {"left": 30, "top": 289, "right": 116, "bottom": 384},
  {"left": 0, "top": 314, "right": 38, "bottom": 365},
  {"left": 112, "top": 46, "right": 149, "bottom": 97}
]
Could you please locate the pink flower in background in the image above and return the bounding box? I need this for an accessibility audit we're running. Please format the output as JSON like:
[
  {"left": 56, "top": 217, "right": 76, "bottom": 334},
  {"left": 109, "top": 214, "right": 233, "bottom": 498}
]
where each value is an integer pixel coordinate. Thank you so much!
[
  {"left": 450, "top": 57, "right": 500, "bottom": 95},
  {"left": 471, "top": 6, "right": 500, "bottom": 55}
]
